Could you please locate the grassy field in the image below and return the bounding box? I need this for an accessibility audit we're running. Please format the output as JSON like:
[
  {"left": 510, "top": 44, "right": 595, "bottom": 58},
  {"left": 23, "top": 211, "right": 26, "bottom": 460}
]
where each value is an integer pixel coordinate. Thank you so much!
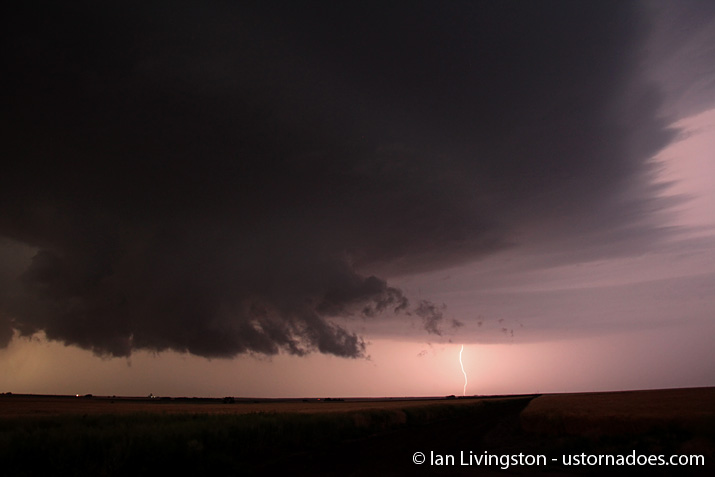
[
  {"left": 520, "top": 387, "right": 714, "bottom": 475},
  {"left": 522, "top": 387, "right": 715, "bottom": 437},
  {"left": 0, "top": 388, "right": 712, "bottom": 476},
  {"left": 0, "top": 394, "right": 509, "bottom": 476},
  {"left": 0, "top": 393, "right": 490, "bottom": 418}
]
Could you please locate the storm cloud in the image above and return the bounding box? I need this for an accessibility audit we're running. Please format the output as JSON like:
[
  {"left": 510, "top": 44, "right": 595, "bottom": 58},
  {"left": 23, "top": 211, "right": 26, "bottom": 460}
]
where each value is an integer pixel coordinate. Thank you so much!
[{"left": 0, "top": 1, "right": 693, "bottom": 358}]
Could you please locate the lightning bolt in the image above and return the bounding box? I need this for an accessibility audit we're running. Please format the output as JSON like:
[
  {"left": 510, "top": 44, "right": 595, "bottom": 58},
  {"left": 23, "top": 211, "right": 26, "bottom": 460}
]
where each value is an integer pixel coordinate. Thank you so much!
[{"left": 459, "top": 344, "right": 468, "bottom": 396}]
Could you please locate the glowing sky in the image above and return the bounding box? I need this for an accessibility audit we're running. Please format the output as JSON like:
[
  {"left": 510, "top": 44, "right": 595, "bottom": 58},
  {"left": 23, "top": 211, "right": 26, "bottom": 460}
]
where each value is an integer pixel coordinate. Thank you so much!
[{"left": 1, "top": 1, "right": 714, "bottom": 397}]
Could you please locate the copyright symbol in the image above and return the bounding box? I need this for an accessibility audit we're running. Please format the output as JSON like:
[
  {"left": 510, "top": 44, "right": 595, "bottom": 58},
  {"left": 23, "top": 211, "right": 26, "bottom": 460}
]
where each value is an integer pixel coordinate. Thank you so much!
[{"left": 413, "top": 452, "right": 425, "bottom": 464}]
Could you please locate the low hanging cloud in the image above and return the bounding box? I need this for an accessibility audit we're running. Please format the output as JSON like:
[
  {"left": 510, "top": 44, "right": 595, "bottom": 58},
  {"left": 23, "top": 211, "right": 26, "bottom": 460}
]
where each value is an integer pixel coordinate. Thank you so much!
[
  {"left": 1, "top": 1, "right": 706, "bottom": 358},
  {"left": 413, "top": 300, "right": 463, "bottom": 337}
]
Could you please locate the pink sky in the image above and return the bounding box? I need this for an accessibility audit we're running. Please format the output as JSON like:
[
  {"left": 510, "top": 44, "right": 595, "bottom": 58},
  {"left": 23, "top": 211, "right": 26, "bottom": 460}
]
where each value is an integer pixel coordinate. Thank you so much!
[
  {"left": 2, "top": 108, "right": 713, "bottom": 397},
  {"left": 2, "top": 2, "right": 714, "bottom": 399}
]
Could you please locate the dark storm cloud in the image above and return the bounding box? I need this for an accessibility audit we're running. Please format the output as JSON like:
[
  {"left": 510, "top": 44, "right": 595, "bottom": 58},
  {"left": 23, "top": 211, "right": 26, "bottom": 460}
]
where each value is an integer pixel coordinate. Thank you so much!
[
  {"left": 0, "top": 1, "right": 686, "bottom": 357},
  {"left": 416, "top": 301, "right": 445, "bottom": 336}
]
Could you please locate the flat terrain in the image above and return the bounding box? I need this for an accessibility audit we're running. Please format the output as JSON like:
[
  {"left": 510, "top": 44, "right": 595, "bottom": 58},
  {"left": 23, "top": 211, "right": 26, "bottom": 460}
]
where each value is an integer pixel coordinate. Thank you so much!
[
  {"left": 1, "top": 387, "right": 712, "bottom": 423},
  {"left": 1, "top": 388, "right": 712, "bottom": 476},
  {"left": 522, "top": 387, "right": 715, "bottom": 436},
  {"left": 0, "top": 394, "right": 487, "bottom": 418}
]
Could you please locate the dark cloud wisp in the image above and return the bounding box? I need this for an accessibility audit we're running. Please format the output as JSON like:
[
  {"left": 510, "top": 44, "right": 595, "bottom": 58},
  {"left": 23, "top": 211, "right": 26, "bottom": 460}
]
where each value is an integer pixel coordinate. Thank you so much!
[{"left": 1, "top": 1, "right": 680, "bottom": 357}]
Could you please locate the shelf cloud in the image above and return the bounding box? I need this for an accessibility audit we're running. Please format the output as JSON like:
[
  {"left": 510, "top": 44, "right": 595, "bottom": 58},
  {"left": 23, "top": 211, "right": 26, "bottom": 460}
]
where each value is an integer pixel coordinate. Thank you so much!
[{"left": 2, "top": 1, "right": 708, "bottom": 358}]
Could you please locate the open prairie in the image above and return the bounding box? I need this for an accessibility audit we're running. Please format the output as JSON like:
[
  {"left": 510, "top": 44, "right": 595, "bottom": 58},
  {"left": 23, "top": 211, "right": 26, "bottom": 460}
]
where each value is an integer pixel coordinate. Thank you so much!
[
  {"left": 0, "top": 393, "right": 489, "bottom": 418},
  {"left": 522, "top": 387, "right": 715, "bottom": 436},
  {"left": 0, "top": 388, "right": 712, "bottom": 476}
]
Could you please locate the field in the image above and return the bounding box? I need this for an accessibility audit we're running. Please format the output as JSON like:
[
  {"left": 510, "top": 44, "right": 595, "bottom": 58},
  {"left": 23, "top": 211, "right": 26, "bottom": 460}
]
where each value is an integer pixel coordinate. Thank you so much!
[
  {"left": 1, "top": 388, "right": 712, "bottom": 476},
  {"left": 0, "top": 393, "right": 491, "bottom": 418},
  {"left": 522, "top": 387, "right": 715, "bottom": 437}
]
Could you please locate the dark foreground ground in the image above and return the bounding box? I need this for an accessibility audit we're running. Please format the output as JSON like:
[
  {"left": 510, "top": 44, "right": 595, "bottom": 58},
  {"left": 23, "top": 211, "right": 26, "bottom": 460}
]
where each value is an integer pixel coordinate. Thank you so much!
[
  {"left": 264, "top": 390, "right": 714, "bottom": 476},
  {"left": 1, "top": 388, "right": 712, "bottom": 476}
]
